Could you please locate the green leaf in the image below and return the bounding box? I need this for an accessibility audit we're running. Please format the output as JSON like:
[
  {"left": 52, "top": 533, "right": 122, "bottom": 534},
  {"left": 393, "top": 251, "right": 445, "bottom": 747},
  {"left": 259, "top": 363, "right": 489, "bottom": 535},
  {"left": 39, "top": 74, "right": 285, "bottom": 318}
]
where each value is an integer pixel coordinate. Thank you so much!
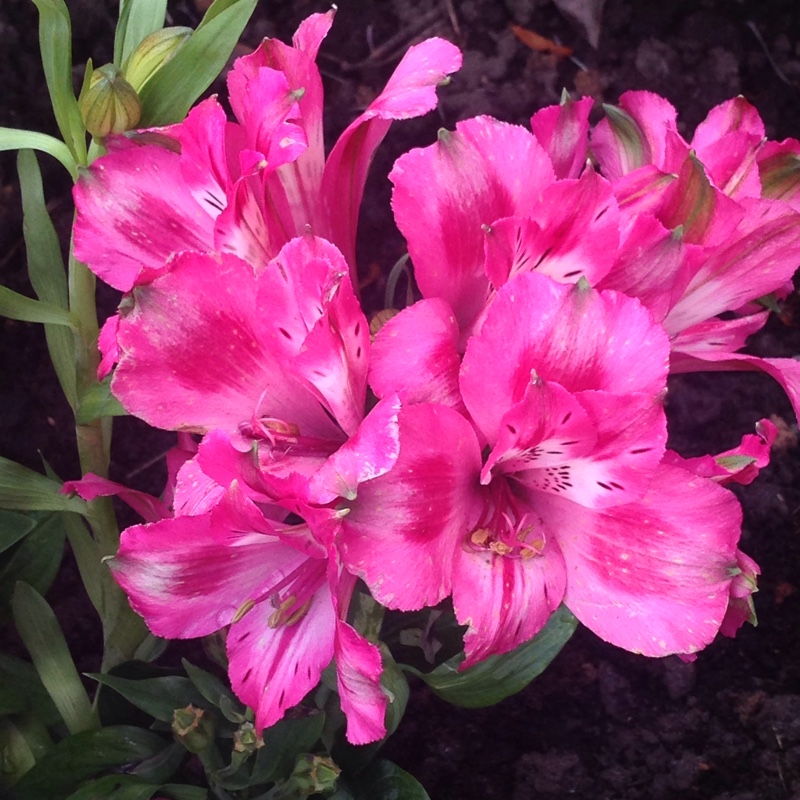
[
  {"left": 0, "top": 127, "right": 77, "bottom": 178},
  {"left": 65, "top": 775, "right": 160, "bottom": 800},
  {"left": 115, "top": 0, "right": 168, "bottom": 68},
  {"left": 0, "top": 716, "right": 38, "bottom": 785},
  {"left": 0, "top": 653, "right": 62, "bottom": 722},
  {"left": 30, "top": 0, "right": 86, "bottom": 162},
  {"left": 0, "top": 457, "right": 86, "bottom": 513},
  {"left": 158, "top": 786, "right": 208, "bottom": 800},
  {"left": 10, "top": 726, "right": 167, "bottom": 800},
  {"left": 0, "top": 509, "right": 36, "bottom": 553},
  {"left": 88, "top": 673, "right": 207, "bottom": 723},
  {"left": 138, "top": 0, "right": 258, "bottom": 126},
  {"left": 250, "top": 712, "right": 326, "bottom": 786},
  {"left": 345, "top": 759, "right": 430, "bottom": 800},
  {"left": 17, "top": 150, "right": 78, "bottom": 409},
  {"left": 419, "top": 605, "right": 578, "bottom": 708},
  {"left": 0, "top": 513, "right": 67, "bottom": 624},
  {"left": 76, "top": 377, "right": 128, "bottom": 423},
  {"left": 182, "top": 659, "right": 241, "bottom": 713},
  {"left": 0, "top": 285, "right": 77, "bottom": 327},
  {"left": 12, "top": 582, "right": 98, "bottom": 735}
]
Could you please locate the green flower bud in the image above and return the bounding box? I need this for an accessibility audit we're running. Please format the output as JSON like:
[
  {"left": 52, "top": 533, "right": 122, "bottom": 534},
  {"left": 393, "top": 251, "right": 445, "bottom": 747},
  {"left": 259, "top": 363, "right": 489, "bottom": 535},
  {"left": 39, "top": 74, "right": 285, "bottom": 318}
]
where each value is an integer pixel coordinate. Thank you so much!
[
  {"left": 172, "top": 705, "right": 216, "bottom": 753},
  {"left": 79, "top": 63, "right": 141, "bottom": 138},
  {"left": 124, "top": 27, "right": 193, "bottom": 93},
  {"left": 233, "top": 721, "right": 264, "bottom": 754},
  {"left": 287, "top": 754, "right": 341, "bottom": 797}
]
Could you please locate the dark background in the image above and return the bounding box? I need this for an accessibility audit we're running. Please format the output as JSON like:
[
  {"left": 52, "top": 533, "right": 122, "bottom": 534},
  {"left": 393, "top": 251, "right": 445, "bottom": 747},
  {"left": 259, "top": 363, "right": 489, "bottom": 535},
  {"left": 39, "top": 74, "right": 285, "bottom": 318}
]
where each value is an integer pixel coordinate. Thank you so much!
[{"left": 2, "top": 1, "right": 800, "bottom": 797}]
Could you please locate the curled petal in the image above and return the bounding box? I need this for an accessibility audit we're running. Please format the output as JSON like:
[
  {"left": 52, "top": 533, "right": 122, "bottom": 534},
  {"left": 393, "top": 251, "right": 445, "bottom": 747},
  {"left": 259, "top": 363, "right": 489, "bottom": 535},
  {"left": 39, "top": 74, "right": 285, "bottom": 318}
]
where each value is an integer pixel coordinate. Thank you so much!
[{"left": 323, "top": 37, "right": 462, "bottom": 275}]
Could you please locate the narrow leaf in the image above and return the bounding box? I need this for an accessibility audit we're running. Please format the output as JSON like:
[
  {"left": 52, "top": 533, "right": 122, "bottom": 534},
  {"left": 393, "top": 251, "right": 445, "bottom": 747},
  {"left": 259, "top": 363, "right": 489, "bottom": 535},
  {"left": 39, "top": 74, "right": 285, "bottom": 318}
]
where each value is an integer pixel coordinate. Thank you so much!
[
  {"left": 138, "top": 0, "right": 257, "bottom": 125},
  {"left": 18, "top": 149, "right": 78, "bottom": 408},
  {"left": 10, "top": 726, "right": 166, "bottom": 800},
  {"left": 347, "top": 759, "right": 430, "bottom": 800},
  {"left": 115, "top": 0, "right": 168, "bottom": 68},
  {"left": 0, "top": 127, "right": 77, "bottom": 178},
  {"left": 30, "top": 0, "right": 86, "bottom": 161},
  {"left": 77, "top": 377, "right": 128, "bottom": 424},
  {"left": 88, "top": 673, "right": 207, "bottom": 722},
  {"left": 0, "top": 652, "right": 61, "bottom": 722},
  {"left": 0, "top": 509, "right": 36, "bottom": 553},
  {"left": 250, "top": 713, "right": 327, "bottom": 785},
  {"left": 182, "top": 658, "right": 241, "bottom": 711},
  {"left": 0, "top": 513, "right": 66, "bottom": 624},
  {"left": 419, "top": 605, "right": 578, "bottom": 708},
  {"left": 0, "top": 717, "right": 38, "bottom": 785},
  {"left": 0, "top": 457, "right": 86, "bottom": 513},
  {"left": 65, "top": 775, "right": 160, "bottom": 800},
  {"left": 0, "top": 285, "right": 77, "bottom": 327},
  {"left": 12, "top": 582, "right": 98, "bottom": 735}
]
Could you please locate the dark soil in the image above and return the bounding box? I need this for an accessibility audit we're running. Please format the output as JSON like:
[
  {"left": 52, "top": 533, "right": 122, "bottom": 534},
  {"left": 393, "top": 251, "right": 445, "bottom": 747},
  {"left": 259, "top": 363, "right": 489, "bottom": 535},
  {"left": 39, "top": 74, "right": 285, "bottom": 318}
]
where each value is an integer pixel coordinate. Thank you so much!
[{"left": 3, "top": 1, "right": 800, "bottom": 799}]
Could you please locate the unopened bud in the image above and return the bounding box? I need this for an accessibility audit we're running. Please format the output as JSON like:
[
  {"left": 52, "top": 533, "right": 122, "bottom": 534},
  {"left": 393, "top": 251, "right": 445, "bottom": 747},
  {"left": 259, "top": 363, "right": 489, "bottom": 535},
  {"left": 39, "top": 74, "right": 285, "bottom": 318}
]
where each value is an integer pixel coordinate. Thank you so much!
[
  {"left": 233, "top": 721, "right": 264, "bottom": 754},
  {"left": 288, "top": 754, "right": 341, "bottom": 797},
  {"left": 172, "top": 705, "right": 216, "bottom": 753},
  {"left": 79, "top": 64, "right": 141, "bottom": 138},
  {"left": 124, "top": 27, "right": 192, "bottom": 93}
]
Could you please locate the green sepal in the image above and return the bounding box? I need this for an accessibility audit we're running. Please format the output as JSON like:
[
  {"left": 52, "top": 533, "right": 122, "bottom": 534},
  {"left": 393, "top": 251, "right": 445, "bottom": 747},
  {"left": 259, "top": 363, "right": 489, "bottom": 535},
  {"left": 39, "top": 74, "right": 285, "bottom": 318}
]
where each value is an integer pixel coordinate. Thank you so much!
[
  {"left": 602, "top": 104, "right": 647, "bottom": 174},
  {"left": 137, "top": 0, "right": 258, "bottom": 126},
  {"left": 12, "top": 581, "right": 98, "bottom": 735},
  {"left": 114, "top": 0, "right": 168, "bottom": 68},
  {"left": 0, "top": 128, "right": 77, "bottom": 178},
  {"left": 417, "top": 605, "right": 578, "bottom": 708},
  {"left": 30, "top": 0, "right": 87, "bottom": 163},
  {"left": 77, "top": 377, "right": 128, "bottom": 424},
  {"left": 17, "top": 149, "right": 78, "bottom": 409},
  {"left": 10, "top": 726, "right": 167, "bottom": 800},
  {"left": 0, "top": 457, "right": 86, "bottom": 513}
]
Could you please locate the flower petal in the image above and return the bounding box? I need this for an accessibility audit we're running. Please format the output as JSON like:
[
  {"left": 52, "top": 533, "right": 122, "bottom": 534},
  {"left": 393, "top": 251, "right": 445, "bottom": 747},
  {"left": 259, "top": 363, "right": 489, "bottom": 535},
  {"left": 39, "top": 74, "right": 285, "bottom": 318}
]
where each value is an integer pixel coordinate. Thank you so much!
[
  {"left": 369, "top": 299, "right": 466, "bottom": 413},
  {"left": 322, "top": 37, "right": 462, "bottom": 274},
  {"left": 73, "top": 144, "right": 215, "bottom": 291},
  {"left": 391, "top": 116, "right": 555, "bottom": 332},
  {"left": 541, "top": 463, "right": 742, "bottom": 656},
  {"left": 452, "top": 533, "right": 566, "bottom": 668},
  {"left": 338, "top": 404, "right": 482, "bottom": 610},
  {"left": 460, "top": 273, "right": 670, "bottom": 444}
]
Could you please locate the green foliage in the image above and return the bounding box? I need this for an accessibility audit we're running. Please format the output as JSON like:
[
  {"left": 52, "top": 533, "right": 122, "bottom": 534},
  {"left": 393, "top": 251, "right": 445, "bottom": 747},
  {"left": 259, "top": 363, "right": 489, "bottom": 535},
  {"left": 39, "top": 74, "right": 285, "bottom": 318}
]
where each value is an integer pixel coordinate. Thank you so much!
[
  {"left": 137, "top": 0, "right": 258, "bottom": 125},
  {"left": 417, "top": 605, "right": 578, "bottom": 708}
]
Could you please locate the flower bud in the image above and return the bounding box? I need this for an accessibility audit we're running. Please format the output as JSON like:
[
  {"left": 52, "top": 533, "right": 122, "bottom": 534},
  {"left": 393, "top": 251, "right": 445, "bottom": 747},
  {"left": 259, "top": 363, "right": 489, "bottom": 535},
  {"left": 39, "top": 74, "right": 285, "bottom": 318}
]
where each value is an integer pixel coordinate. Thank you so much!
[
  {"left": 124, "top": 27, "right": 192, "bottom": 93},
  {"left": 79, "top": 64, "right": 142, "bottom": 138},
  {"left": 287, "top": 754, "right": 341, "bottom": 797},
  {"left": 172, "top": 705, "right": 216, "bottom": 753}
]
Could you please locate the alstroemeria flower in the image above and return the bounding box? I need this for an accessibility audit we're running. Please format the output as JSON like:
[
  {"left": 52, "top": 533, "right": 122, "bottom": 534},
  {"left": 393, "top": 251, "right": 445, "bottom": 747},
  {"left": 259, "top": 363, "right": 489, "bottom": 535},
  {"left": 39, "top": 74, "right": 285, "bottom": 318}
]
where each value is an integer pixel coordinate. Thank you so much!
[
  {"left": 73, "top": 11, "right": 461, "bottom": 294},
  {"left": 109, "top": 470, "right": 388, "bottom": 744},
  {"left": 339, "top": 272, "right": 743, "bottom": 664},
  {"left": 390, "top": 115, "right": 620, "bottom": 339},
  {"left": 581, "top": 94, "right": 800, "bottom": 421}
]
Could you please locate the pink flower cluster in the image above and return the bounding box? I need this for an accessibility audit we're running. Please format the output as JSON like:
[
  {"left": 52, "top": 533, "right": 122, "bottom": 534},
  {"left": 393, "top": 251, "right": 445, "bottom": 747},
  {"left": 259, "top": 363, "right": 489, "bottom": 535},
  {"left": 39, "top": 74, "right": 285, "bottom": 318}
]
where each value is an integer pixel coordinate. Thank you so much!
[{"left": 68, "top": 13, "right": 800, "bottom": 745}]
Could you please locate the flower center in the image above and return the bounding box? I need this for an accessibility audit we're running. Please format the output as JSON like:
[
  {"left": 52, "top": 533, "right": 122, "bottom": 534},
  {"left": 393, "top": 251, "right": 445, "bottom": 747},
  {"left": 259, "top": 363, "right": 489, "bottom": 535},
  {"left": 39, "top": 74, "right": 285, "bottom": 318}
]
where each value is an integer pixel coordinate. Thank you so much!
[{"left": 465, "top": 478, "right": 546, "bottom": 560}]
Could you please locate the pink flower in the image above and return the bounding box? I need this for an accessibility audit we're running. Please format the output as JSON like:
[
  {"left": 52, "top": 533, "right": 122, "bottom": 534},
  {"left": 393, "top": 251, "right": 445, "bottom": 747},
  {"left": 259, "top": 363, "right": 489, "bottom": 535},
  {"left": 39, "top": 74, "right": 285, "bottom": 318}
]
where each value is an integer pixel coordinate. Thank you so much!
[
  {"left": 339, "top": 273, "right": 744, "bottom": 663},
  {"left": 390, "top": 114, "right": 620, "bottom": 340},
  {"left": 110, "top": 464, "right": 389, "bottom": 744},
  {"left": 73, "top": 11, "right": 461, "bottom": 294}
]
